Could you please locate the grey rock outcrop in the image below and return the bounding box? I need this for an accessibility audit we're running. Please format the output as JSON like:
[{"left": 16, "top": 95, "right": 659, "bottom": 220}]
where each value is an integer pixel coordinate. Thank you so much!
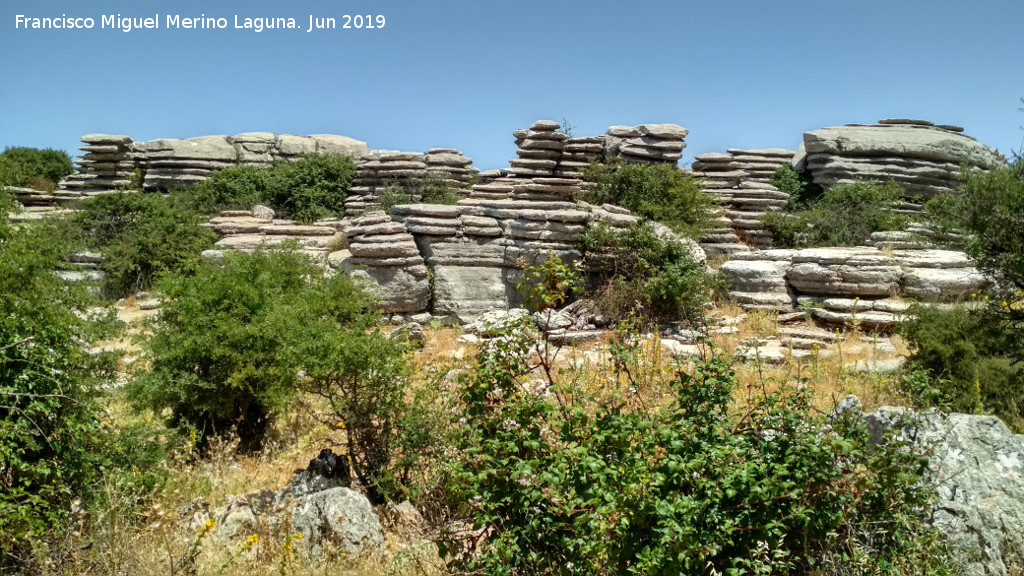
[
  {"left": 864, "top": 406, "right": 1024, "bottom": 576},
  {"left": 719, "top": 247, "right": 987, "bottom": 327},
  {"left": 331, "top": 211, "right": 430, "bottom": 313},
  {"left": 206, "top": 459, "right": 384, "bottom": 560},
  {"left": 343, "top": 149, "right": 477, "bottom": 214},
  {"left": 691, "top": 148, "right": 795, "bottom": 254},
  {"left": 203, "top": 208, "right": 345, "bottom": 261},
  {"left": 56, "top": 132, "right": 369, "bottom": 196},
  {"left": 802, "top": 121, "right": 1003, "bottom": 213}
]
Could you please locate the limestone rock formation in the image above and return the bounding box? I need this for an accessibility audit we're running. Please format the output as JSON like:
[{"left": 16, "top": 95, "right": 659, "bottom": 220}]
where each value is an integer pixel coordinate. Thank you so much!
[
  {"left": 56, "top": 132, "right": 369, "bottom": 196},
  {"left": 691, "top": 148, "right": 795, "bottom": 254},
  {"left": 719, "top": 247, "right": 987, "bottom": 328},
  {"left": 331, "top": 211, "right": 430, "bottom": 313},
  {"left": 800, "top": 120, "right": 1003, "bottom": 212},
  {"left": 202, "top": 208, "right": 345, "bottom": 261},
  {"left": 343, "top": 149, "right": 477, "bottom": 214},
  {"left": 59, "top": 134, "right": 140, "bottom": 198},
  {"left": 864, "top": 405, "right": 1024, "bottom": 576}
]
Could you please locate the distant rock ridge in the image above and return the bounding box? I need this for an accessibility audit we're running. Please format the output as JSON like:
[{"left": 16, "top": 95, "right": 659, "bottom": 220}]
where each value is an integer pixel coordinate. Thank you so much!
[{"left": 57, "top": 132, "right": 370, "bottom": 196}]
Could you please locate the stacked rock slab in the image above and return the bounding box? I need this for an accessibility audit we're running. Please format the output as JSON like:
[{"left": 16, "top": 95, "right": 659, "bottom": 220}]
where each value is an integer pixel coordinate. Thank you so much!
[
  {"left": 343, "top": 149, "right": 476, "bottom": 214},
  {"left": 719, "top": 247, "right": 987, "bottom": 329},
  {"left": 798, "top": 119, "right": 1003, "bottom": 213},
  {"left": 58, "top": 134, "right": 140, "bottom": 198},
  {"left": 202, "top": 208, "right": 345, "bottom": 261},
  {"left": 143, "top": 136, "right": 239, "bottom": 191},
  {"left": 331, "top": 211, "right": 430, "bottom": 313},
  {"left": 726, "top": 148, "right": 795, "bottom": 185},
  {"left": 56, "top": 133, "right": 369, "bottom": 195},
  {"left": 690, "top": 149, "right": 793, "bottom": 254},
  {"left": 604, "top": 124, "right": 688, "bottom": 166},
  {"left": 386, "top": 198, "right": 621, "bottom": 321}
]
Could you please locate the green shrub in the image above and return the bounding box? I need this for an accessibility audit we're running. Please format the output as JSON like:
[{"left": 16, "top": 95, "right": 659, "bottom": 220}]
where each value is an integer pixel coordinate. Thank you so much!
[
  {"left": 72, "top": 191, "right": 216, "bottom": 298},
  {"left": 581, "top": 159, "right": 715, "bottom": 238},
  {"left": 516, "top": 252, "right": 582, "bottom": 313},
  {"left": 927, "top": 162, "right": 1024, "bottom": 290},
  {"left": 0, "top": 147, "right": 74, "bottom": 189},
  {"left": 378, "top": 184, "right": 411, "bottom": 214},
  {"left": 771, "top": 164, "right": 822, "bottom": 209},
  {"left": 263, "top": 154, "right": 356, "bottom": 222},
  {"left": 127, "top": 248, "right": 381, "bottom": 451},
  {"left": 0, "top": 191, "right": 164, "bottom": 567},
  {"left": 581, "top": 222, "right": 717, "bottom": 323},
  {"left": 761, "top": 180, "right": 907, "bottom": 247},
  {"left": 169, "top": 165, "right": 271, "bottom": 215},
  {"left": 901, "top": 303, "right": 1024, "bottom": 431},
  {"left": 299, "top": 325, "right": 410, "bottom": 503},
  {"left": 441, "top": 320, "right": 956, "bottom": 576},
  {"left": 909, "top": 162, "right": 1024, "bottom": 431}
]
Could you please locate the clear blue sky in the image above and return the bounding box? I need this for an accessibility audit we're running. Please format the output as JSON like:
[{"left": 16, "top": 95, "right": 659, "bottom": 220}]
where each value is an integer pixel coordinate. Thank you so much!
[{"left": 2, "top": 0, "right": 1022, "bottom": 170}]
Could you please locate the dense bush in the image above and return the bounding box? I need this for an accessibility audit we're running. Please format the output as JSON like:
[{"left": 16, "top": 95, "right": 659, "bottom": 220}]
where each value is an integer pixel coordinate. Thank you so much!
[
  {"left": 262, "top": 154, "right": 356, "bottom": 222},
  {"left": 900, "top": 304, "right": 1022, "bottom": 431},
  {"left": 72, "top": 191, "right": 216, "bottom": 298},
  {"left": 761, "top": 180, "right": 907, "bottom": 247},
  {"left": 0, "top": 147, "right": 74, "bottom": 190},
  {"left": 581, "top": 222, "right": 717, "bottom": 323},
  {"left": 441, "top": 320, "right": 955, "bottom": 576},
  {"left": 927, "top": 162, "right": 1024, "bottom": 290},
  {"left": 0, "top": 191, "right": 163, "bottom": 568},
  {"left": 582, "top": 159, "right": 715, "bottom": 238},
  {"left": 170, "top": 154, "right": 356, "bottom": 221},
  {"left": 169, "top": 165, "right": 271, "bottom": 215},
  {"left": 127, "top": 248, "right": 393, "bottom": 454},
  {"left": 907, "top": 161, "right": 1024, "bottom": 431},
  {"left": 771, "top": 164, "right": 822, "bottom": 209}
]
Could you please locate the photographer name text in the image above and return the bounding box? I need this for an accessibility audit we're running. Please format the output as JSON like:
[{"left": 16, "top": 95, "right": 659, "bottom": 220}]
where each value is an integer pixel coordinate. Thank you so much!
[{"left": 14, "top": 13, "right": 386, "bottom": 33}]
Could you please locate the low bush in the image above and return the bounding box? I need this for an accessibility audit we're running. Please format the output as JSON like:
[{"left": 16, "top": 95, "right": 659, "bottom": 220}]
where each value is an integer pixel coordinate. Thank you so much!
[
  {"left": 581, "top": 222, "right": 717, "bottom": 323},
  {"left": 582, "top": 159, "right": 715, "bottom": 238},
  {"left": 901, "top": 303, "right": 1024, "bottom": 431},
  {"left": 378, "top": 184, "right": 411, "bottom": 214},
  {"left": 169, "top": 165, "right": 271, "bottom": 215},
  {"left": 262, "top": 154, "right": 356, "bottom": 222},
  {"left": 72, "top": 191, "right": 216, "bottom": 298},
  {"left": 771, "top": 164, "right": 822, "bottom": 209},
  {"left": 761, "top": 180, "right": 907, "bottom": 247},
  {"left": 0, "top": 147, "right": 74, "bottom": 190},
  {"left": 169, "top": 154, "right": 356, "bottom": 221},
  {"left": 441, "top": 320, "right": 956, "bottom": 576}
]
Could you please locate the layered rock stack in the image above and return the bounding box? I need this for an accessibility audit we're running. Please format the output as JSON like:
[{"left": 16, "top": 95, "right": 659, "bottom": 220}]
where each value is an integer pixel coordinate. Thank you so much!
[
  {"left": 54, "top": 132, "right": 369, "bottom": 195},
  {"left": 342, "top": 149, "right": 476, "bottom": 214},
  {"left": 691, "top": 149, "right": 795, "bottom": 254},
  {"left": 604, "top": 124, "right": 688, "bottom": 166},
  {"left": 58, "top": 134, "right": 140, "bottom": 197},
  {"left": 726, "top": 148, "right": 794, "bottom": 185},
  {"left": 719, "top": 247, "right": 987, "bottom": 329},
  {"left": 202, "top": 207, "right": 345, "bottom": 261},
  {"left": 142, "top": 136, "right": 239, "bottom": 191},
  {"left": 424, "top": 149, "right": 477, "bottom": 190},
  {"left": 344, "top": 152, "right": 428, "bottom": 213},
  {"left": 797, "top": 119, "right": 1004, "bottom": 213},
  {"left": 331, "top": 211, "right": 430, "bottom": 313}
]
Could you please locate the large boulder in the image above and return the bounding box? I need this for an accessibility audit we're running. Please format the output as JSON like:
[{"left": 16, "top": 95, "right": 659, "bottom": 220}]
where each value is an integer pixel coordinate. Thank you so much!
[{"left": 865, "top": 407, "right": 1024, "bottom": 576}]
